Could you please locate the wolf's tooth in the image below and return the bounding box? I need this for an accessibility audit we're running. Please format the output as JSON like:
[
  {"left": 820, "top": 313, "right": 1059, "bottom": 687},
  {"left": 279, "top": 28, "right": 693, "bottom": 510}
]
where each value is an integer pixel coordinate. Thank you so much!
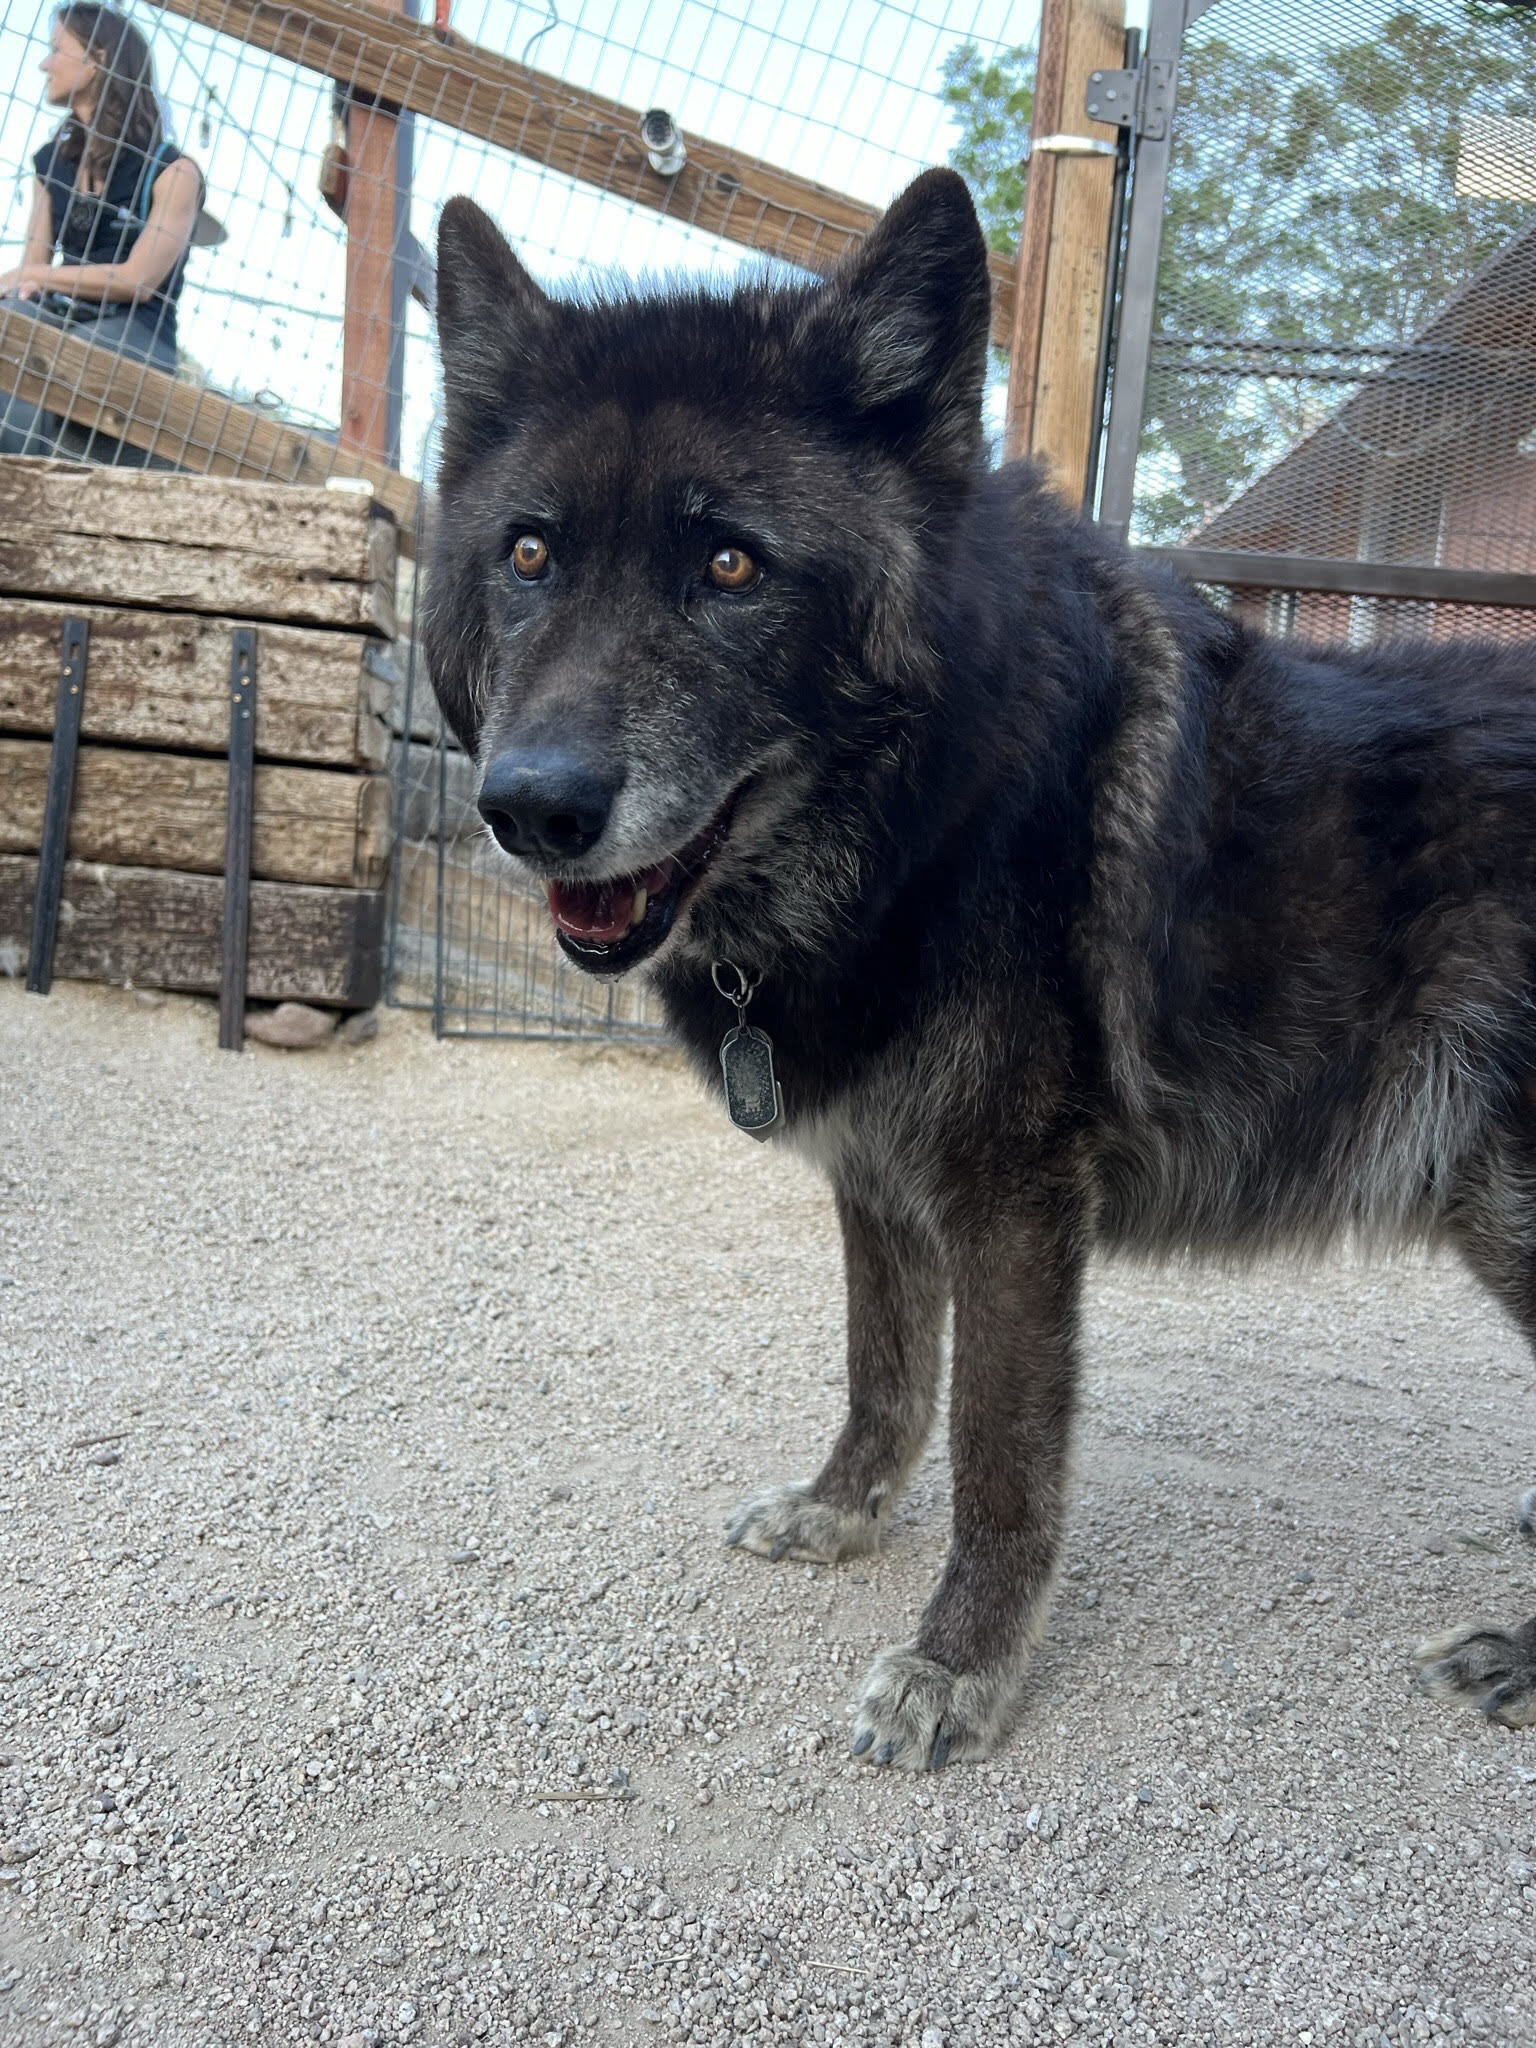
[{"left": 629, "top": 886, "right": 648, "bottom": 927}]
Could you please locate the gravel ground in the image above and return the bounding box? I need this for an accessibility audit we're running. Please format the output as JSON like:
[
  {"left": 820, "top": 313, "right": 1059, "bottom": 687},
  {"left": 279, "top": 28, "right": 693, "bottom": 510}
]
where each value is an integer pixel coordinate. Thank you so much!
[{"left": 1, "top": 977, "right": 1533, "bottom": 2048}]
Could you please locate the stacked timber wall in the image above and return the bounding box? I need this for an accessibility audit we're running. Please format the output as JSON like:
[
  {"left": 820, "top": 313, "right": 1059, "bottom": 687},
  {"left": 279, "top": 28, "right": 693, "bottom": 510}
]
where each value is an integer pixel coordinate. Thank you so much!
[{"left": 0, "top": 460, "right": 394, "bottom": 1009}]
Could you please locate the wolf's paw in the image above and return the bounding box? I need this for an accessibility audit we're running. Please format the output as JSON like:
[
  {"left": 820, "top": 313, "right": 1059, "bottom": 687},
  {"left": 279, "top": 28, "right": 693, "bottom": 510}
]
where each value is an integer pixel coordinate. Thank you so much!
[
  {"left": 1414, "top": 1621, "right": 1536, "bottom": 1730},
  {"left": 849, "top": 1644, "right": 1014, "bottom": 1770},
  {"left": 724, "top": 1481, "right": 880, "bottom": 1565}
]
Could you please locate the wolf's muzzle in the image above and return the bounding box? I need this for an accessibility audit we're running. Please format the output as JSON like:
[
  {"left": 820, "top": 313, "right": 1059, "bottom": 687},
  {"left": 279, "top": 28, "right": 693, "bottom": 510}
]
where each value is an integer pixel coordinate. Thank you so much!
[{"left": 478, "top": 750, "right": 616, "bottom": 861}]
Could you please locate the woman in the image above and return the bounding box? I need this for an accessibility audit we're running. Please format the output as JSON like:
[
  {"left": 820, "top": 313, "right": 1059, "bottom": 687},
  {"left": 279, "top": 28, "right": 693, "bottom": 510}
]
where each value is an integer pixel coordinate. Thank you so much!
[{"left": 0, "top": 5, "right": 203, "bottom": 461}]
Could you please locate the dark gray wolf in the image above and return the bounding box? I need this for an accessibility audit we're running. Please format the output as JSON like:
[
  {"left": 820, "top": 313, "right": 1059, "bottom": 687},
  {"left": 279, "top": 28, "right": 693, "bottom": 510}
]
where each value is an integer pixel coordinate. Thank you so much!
[{"left": 425, "top": 169, "right": 1536, "bottom": 1767}]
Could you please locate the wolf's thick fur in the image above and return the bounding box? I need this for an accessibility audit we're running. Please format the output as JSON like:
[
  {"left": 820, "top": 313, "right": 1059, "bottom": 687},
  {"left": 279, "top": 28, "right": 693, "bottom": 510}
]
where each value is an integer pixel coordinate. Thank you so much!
[{"left": 427, "top": 171, "right": 1536, "bottom": 1764}]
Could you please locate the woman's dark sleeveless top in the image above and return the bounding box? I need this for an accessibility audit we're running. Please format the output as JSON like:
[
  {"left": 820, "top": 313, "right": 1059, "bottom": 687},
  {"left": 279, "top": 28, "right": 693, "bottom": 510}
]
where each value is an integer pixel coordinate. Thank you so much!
[{"left": 33, "top": 131, "right": 193, "bottom": 346}]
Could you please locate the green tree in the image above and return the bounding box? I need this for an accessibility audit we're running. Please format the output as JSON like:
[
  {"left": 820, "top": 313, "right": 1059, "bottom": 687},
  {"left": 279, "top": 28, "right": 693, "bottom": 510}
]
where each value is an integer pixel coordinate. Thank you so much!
[
  {"left": 943, "top": 4, "right": 1536, "bottom": 540},
  {"left": 940, "top": 41, "right": 1034, "bottom": 255}
]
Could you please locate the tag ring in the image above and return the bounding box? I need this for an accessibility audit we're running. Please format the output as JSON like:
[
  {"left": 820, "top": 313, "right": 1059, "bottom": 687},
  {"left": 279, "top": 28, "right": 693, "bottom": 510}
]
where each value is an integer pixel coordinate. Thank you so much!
[{"left": 711, "top": 959, "right": 759, "bottom": 1007}]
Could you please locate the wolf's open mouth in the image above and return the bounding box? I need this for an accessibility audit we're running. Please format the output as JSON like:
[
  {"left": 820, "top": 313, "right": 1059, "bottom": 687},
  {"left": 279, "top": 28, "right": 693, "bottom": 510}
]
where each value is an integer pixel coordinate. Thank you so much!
[{"left": 545, "top": 786, "right": 743, "bottom": 974}]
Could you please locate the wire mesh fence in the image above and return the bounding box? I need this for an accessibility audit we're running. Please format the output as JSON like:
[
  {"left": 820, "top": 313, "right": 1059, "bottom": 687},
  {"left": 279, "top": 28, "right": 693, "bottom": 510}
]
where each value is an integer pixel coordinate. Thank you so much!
[{"left": 1129, "top": 0, "right": 1536, "bottom": 582}]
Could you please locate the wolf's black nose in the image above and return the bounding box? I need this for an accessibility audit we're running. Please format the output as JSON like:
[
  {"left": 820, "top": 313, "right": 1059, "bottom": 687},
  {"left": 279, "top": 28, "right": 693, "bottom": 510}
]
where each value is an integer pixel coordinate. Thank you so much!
[{"left": 478, "top": 751, "right": 615, "bottom": 860}]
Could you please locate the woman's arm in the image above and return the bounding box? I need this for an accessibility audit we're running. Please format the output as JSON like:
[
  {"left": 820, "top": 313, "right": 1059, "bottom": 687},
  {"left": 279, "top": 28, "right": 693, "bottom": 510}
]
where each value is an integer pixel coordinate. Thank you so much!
[
  {"left": 23, "top": 178, "right": 55, "bottom": 268},
  {"left": 1, "top": 157, "right": 201, "bottom": 304},
  {"left": 0, "top": 180, "right": 57, "bottom": 297}
]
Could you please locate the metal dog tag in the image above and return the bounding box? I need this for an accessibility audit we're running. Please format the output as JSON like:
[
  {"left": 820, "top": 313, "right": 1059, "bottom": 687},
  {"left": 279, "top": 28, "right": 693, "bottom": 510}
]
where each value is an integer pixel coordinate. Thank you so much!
[
  {"left": 712, "top": 959, "right": 785, "bottom": 1141},
  {"left": 720, "top": 1022, "right": 784, "bottom": 1139}
]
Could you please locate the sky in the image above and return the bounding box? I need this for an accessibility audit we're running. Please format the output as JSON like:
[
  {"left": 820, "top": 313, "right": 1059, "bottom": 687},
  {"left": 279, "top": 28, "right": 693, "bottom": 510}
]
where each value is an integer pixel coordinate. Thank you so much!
[{"left": 0, "top": 0, "right": 1050, "bottom": 478}]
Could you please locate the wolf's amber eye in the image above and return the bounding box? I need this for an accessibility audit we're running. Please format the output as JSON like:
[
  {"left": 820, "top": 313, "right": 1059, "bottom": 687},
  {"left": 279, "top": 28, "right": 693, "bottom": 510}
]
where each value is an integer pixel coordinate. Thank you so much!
[
  {"left": 707, "top": 545, "right": 759, "bottom": 593},
  {"left": 510, "top": 533, "right": 550, "bottom": 580}
]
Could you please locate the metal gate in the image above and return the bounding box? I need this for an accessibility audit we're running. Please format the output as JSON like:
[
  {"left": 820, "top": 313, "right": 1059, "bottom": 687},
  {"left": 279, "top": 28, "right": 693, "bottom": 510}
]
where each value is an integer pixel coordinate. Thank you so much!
[{"left": 1098, "top": 0, "right": 1536, "bottom": 648}]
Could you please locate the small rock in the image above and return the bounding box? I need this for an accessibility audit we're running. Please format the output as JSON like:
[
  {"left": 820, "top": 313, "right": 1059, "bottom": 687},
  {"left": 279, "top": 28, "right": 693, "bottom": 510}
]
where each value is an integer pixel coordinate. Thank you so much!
[
  {"left": 447, "top": 1548, "right": 480, "bottom": 1565},
  {"left": 243, "top": 1002, "right": 337, "bottom": 1050},
  {"left": 646, "top": 1892, "right": 675, "bottom": 1919},
  {"left": 92, "top": 1710, "right": 126, "bottom": 1736},
  {"left": 133, "top": 989, "right": 167, "bottom": 1010},
  {"left": 88, "top": 1447, "right": 120, "bottom": 1468},
  {"left": 341, "top": 1006, "right": 380, "bottom": 1047},
  {"left": 1518, "top": 1487, "right": 1536, "bottom": 1536},
  {"left": 0, "top": 1841, "right": 40, "bottom": 1864}
]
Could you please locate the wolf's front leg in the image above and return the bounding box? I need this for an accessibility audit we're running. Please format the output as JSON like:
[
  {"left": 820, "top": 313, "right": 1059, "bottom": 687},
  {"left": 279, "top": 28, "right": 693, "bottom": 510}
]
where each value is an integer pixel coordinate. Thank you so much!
[
  {"left": 852, "top": 1194, "right": 1084, "bottom": 1769},
  {"left": 726, "top": 1186, "right": 947, "bottom": 1563}
]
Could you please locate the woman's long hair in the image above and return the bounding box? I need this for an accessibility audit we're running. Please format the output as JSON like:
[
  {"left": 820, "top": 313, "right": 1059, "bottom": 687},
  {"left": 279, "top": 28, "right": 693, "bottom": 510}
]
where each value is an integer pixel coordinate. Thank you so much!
[{"left": 54, "top": 5, "right": 164, "bottom": 185}]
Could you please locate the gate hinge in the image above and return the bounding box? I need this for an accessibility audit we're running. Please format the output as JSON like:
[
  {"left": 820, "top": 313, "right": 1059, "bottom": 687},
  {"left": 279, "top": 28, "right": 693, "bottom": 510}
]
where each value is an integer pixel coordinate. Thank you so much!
[{"left": 1085, "top": 59, "right": 1173, "bottom": 142}]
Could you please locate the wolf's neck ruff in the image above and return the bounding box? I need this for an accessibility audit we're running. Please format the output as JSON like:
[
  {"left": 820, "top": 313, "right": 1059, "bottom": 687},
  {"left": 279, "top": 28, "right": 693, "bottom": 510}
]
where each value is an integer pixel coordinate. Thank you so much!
[{"left": 712, "top": 960, "right": 784, "bottom": 1140}]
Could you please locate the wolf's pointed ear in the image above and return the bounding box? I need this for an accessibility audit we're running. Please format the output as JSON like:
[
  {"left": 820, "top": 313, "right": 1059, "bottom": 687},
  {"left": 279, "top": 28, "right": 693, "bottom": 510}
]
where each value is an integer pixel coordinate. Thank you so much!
[
  {"left": 434, "top": 198, "right": 551, "bottom": 448},
  {"left": 799, "top": 169, "right": 991, "bottom": 472}
]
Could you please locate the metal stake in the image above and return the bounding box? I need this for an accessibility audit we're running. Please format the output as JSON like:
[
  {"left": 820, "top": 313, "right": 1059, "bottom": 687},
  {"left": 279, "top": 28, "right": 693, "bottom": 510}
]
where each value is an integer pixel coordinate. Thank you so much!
[
  {"left": 218, "top": 629, "right": 258, "bottom": 1051},
  {"left": 27, "top": 617, "right": 89, "bottom": 997}
]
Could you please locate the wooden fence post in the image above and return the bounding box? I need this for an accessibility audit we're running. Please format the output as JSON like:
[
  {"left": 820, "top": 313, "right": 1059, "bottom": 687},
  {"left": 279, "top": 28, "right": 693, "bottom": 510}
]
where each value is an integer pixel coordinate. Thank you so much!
[
  {"left": 1005, "top": 0, "right": 1125, "bottom": 501},
  {"left": 340, "top": 0, "right": 410, "bottom": 467}
]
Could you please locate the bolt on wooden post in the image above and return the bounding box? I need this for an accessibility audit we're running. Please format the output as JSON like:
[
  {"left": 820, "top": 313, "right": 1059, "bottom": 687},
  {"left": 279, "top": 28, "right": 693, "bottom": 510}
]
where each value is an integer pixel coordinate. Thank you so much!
[{"left": 1005, "top": 0, "right": 1126, "bottom": 504}]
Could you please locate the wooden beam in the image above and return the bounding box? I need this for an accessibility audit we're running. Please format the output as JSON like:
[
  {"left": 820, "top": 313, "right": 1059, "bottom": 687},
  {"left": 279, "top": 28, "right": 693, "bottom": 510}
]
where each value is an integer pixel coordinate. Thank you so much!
[
  {"left": 145, "top": 0, "right": 1019, "bottom": 350},
  {"left": 342, "top": 97, "right": 401, "bottom": 460},
  {"left": 0, "top": 853, "right": 385, "bottom": 1005},
  {"left": 1, "top": 737, "right": 391, "bottom": 889},
  {"left": 341, "top": 0, "right": 406, "bottom": 462},
  {"left": 0, "top": 459, "right": 396, "bottom": 634},
  {"left": 0, "top": 598, "right": 390, "bottom": 769},
  {"left": 1005, "top": 0, "right": 1124, "bottom": 496},
  {"left": 0, "top": 304, "right": 422, "bottom": 548}
]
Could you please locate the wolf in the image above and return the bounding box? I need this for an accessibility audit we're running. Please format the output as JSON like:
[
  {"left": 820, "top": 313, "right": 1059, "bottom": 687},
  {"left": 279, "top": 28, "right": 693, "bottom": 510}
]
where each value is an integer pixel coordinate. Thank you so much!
[{"left": 425, "top": 168, "right": 1536, "bottom": 1767}]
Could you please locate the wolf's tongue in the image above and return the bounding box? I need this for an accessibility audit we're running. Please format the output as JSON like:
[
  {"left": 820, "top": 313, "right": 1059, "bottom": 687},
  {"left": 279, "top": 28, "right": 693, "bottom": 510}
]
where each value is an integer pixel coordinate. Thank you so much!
[{"left": 546, "top": 878, "right": 636, "bottom": 942}]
